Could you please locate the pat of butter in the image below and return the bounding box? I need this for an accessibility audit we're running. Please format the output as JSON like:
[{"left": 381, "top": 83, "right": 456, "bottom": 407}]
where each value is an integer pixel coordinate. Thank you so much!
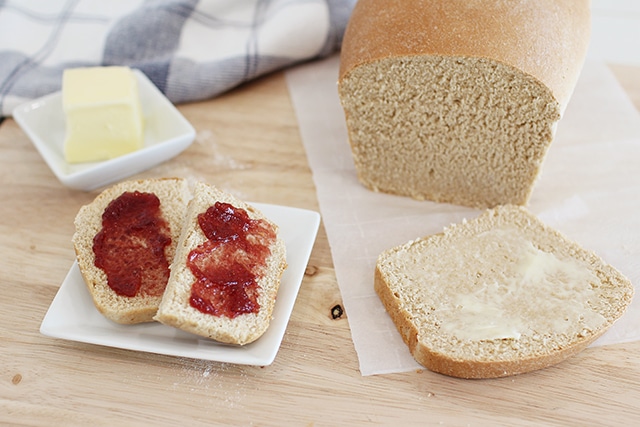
[{"left": 62, "top": 66, "right": 144, "bottom": 163}]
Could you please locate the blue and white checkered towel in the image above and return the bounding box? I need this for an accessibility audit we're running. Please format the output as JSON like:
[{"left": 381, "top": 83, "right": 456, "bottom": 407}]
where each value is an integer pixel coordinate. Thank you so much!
[{"left": 0, "top": 0, "right": 356, "bottom": 117}]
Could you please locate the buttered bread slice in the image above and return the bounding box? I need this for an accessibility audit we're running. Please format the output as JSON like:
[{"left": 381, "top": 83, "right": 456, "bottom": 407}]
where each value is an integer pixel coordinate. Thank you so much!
[{"left": 375, "top": 205, "right": 633, "bottom": 378}]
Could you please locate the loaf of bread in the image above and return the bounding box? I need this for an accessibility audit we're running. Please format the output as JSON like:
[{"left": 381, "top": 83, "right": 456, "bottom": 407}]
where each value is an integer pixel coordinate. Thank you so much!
[
  {"left": 154, "top": 182, "right": 287, "bottom": 345},
  {"left": 73, "top": 178, "right": 191, "bottom": 324},
  {"left": 375, "top": 205, "right": 633, "bottom": 378},
  {"left": 338, "top": 0, "right": 591, "bottom": 208}
]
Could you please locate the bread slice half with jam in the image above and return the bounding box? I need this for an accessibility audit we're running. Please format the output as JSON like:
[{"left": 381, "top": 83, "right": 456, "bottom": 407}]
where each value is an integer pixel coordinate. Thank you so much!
[
  {"left": 375, "top": 205, "right": 634, "bottom": 378},
  {"left": 73, "top": 178, "right": 191, "bottom": 324},
  {"left": 154, "top": 182, "right": 287, "bottom": 345}
]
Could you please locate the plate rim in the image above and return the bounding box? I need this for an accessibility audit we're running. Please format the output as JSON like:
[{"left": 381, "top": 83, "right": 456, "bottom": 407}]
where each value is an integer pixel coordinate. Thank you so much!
[{"left": 12, "top": 69, "right": 196, "bottom": 190}]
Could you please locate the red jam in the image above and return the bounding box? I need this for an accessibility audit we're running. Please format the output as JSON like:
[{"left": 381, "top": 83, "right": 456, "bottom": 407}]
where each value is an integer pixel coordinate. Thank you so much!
[
  {"left": 92, "top": 191, "right": 172, "bottom": 298},
  {"left": 187, "top": 202, "right": 277, "bottom": 318}
]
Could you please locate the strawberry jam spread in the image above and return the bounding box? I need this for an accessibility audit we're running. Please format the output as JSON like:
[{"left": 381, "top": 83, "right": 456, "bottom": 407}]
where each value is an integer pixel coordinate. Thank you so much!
[
  {"left": 93, "top": 191, "right": 171, "bottom": 298},
  {"left": 187, "top": 202, "right": 276, "bottom": 318}
]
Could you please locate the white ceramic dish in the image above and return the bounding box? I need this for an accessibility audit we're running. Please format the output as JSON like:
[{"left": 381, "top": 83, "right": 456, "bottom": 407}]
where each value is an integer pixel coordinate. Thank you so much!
[
  {"left": 12, "top": 69, "right": 195, "bottom": 191},
  {"left": 40, "top": 203, "right": 321, "bottom": 366}
]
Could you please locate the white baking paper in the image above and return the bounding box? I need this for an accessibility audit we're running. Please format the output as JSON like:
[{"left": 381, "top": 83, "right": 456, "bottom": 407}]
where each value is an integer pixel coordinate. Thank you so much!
[{"left": 285, "top": 56, "right": 640, "bottom": 376}]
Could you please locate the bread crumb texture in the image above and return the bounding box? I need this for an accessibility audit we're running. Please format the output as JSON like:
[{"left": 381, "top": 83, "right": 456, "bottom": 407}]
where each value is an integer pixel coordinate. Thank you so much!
[
  {"left": 338, "top": 0, "right": 590, "bottom": 208},
  {"left": 340, "top": 56, "right": 558, "bottom": 207},
  {"left": 375, "top": 205, "right": 633, "bottom": 378}
]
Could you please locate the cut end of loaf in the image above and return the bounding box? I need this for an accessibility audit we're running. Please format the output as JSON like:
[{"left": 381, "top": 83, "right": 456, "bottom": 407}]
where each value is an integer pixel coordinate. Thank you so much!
[
  {"left": 338, "top": 56, "right": 561, "bottom": 208},
  {"left": 374, "top": 205, "right": 634, "bottom": 378}
]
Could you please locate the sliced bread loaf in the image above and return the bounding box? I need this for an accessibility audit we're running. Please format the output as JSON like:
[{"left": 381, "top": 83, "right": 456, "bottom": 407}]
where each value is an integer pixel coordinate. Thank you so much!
[
  {"left": 375, "top": 205, "right": 634, "bottom": 378},
  {"left": 338, "top": 0, "right": 591, "bottom": 208},
  {"left": 154, "top": 182, "right": 287, "bottom": 345},
  {"left": 73, "top": 178, "right": 191, "bottom": 324}
]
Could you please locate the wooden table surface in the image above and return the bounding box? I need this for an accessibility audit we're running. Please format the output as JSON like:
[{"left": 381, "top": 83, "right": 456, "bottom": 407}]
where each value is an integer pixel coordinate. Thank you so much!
[{"left": 1, "top": 63, "right": 640, "bottom": 426}]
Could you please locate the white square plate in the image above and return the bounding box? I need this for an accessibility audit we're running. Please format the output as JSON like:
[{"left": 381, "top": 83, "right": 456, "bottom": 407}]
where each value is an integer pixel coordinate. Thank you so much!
[
  {"left": 40, "top": 203, "right": 321, "bottom": 366},
  {"left": 13, "top": 69, "right": 196, "bottom": 191}
]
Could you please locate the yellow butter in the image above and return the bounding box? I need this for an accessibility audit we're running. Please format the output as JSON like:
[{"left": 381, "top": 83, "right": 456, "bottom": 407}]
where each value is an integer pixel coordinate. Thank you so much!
[{"left": 62, "top": 66, "right": 144, "bottom": 163}]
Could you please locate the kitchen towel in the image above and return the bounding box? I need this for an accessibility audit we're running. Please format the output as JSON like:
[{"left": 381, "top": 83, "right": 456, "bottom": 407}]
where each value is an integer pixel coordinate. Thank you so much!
[{"left": 0, "top": 0, "right": 356, "bottom": 117}]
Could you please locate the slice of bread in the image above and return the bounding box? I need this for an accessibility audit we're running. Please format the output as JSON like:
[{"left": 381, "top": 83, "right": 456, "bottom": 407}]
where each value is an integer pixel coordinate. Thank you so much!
[
  {"left": 154, "top": 182, "right": 287, "bottom": 345},
  {"left": 375, "top": 205, "right": 634, "bottom": 378},
  {"left": 73, "top": 178, "right": 191, "bottom": 324}
]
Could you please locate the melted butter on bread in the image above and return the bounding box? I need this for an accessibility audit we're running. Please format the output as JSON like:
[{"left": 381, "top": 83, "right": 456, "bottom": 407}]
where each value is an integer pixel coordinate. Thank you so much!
[{"left": 436, "top": 228, "right": 606, "bottom": 342}]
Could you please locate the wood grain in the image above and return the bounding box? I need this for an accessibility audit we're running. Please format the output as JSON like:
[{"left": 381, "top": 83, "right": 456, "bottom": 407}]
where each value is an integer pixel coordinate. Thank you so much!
[{"left": 1, "top": 68, "right": 640, "bottom": 426}]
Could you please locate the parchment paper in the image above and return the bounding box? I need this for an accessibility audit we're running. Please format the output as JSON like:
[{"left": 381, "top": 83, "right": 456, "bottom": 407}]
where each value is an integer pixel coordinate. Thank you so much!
[{"left": 285, "top": 56, "right": 640, "bottom": 376}]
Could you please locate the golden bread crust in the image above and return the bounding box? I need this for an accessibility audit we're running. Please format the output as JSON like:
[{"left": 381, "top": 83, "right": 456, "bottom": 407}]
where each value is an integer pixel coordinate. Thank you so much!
[{"left": 339, "top": 0, "right": 590, "bottom": 108}]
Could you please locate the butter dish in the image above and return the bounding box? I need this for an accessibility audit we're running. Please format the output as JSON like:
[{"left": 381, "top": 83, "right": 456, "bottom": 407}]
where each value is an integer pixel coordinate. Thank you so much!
[{"left": 13, "top": 69, "right": 195, "bottom": 191}]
